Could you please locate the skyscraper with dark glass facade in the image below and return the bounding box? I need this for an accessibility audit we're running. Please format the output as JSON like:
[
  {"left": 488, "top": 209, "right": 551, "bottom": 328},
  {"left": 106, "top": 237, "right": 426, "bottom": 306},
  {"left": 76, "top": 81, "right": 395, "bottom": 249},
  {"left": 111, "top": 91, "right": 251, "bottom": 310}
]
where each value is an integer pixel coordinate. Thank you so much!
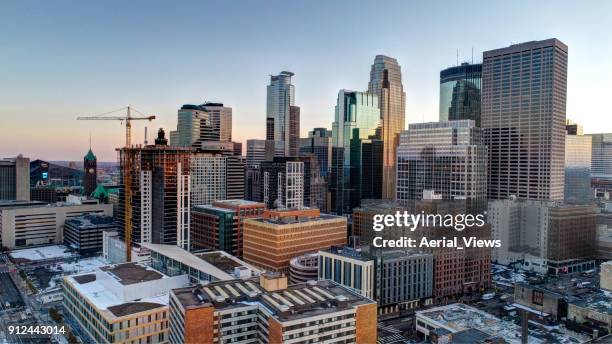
[
  {"left": 439, "top": 63, "right": 482, "bottom": 126},
  {"left": 330, "top": 90, "right": 380, "bottom": 214}
]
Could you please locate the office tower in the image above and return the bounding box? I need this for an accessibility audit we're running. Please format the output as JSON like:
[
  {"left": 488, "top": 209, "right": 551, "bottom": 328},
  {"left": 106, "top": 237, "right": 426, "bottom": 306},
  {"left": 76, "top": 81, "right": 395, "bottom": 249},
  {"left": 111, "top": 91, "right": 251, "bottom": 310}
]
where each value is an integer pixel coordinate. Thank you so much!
[
  {"left": 64, "top": 214, "right": 116, "bottom": 255},
  {"left": 190, "top": 153, "right": 245, "bottom": 207},
  {"left": 200, "top": 102, "right": 232, "bottom": 142},
  {"left": 190, "top": 154, "right": 226, "bottom": 206},
  {"left": 169, "top": 275, "right": 377, "bottom": 344},
  {"left": 169, "top": 103, "right": 223, "bottom": 147},
  {"left": 396, "top": 120, "right": 487, "bottom": 205},
  {"left": 368, "top": 55, "right": 406, "bottom": 199},
  {"left": 260, "top": 156, "right": 316, "bottom": 209},
  {"left": 0, "top": 200, "right": 112, "bottom": 249},
  {"left": 589, "top": 133, "right": 612, "bottom": 181},
  {"left": 330, "top": 90, "right": 380, "bottom": 214},
  {"left": 288, "top": 105, "right": 300, "bottom": 156},
  {"left": 30, "top": 186, "right": 57, "bottom": 203},
  {"left": 118, "top": 131, "right": 192, "bottom": 249},
  {"left": 231, "top": 141, "right": 242, "bottom": 156},
  {"left": 566, "top": 120, "right": 583, "bottom": 135},
  {"left": 299, "top": 127, "right": 332, "bottom": 178},
  {"left": 360, "top": 138, "right": 384, "bottom": 199},
  {"left": 565, "top": 121, "right": 592, "bottom": 204},
  {"left": 83, "top": 149, "right": 97, "bottom": 196},
  {"left": 439, "top": 63, "right": 482, "bottom": 126},
  {"left": 243, "top": 208, "right": 346, "bottom": 273},
  {"left": 0, "top": 155, "right": 30, "bottom": 201},
  {"left": 319, "top": 246, "right": 433, "bottom": 314},
  {"left": 246, "top": 139, "right": 266, "bottom": 167},
  {"left": 191, "top": 200, "right": 266, "bottom": 257},
  {"left": 488, "top": 199, "right": 597, "bottom": 274},
  {"left": 245, "top": 140, "right": 265, "bottom": 202},
  {"left": 482, "top": 39, "right": 568, "bottom": 200},
  {"left": 63, "top": 263, "right": 189, "bottom": 344},
  {"left": 266, "top": 71, "right": 296, "bottom": 156}
]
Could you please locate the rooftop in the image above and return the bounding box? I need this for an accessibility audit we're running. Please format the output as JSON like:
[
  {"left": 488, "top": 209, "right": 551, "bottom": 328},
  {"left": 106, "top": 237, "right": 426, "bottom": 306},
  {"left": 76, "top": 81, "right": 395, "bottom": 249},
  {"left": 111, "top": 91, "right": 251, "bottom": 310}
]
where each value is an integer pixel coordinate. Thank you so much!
[
  {"left": 143, "top": 243, "right": 260, "bottom": 279},
  {"left": 100, "top": 262, "right": 163, "bottom": 285},
  {"left": 64, "top": 262, "right": 188, "bottom": 320},
  {"left": 9, "top": 245, "right": 76, "bottom": 262},
  {"left": 173, "top": 278, "right": 374, "bottom": 322},
  {"left": 417, "top": 303, "right": 586, "bottom": 344},
  {"left": 65, "top": 214, "right": 115, "bottom": 229}
]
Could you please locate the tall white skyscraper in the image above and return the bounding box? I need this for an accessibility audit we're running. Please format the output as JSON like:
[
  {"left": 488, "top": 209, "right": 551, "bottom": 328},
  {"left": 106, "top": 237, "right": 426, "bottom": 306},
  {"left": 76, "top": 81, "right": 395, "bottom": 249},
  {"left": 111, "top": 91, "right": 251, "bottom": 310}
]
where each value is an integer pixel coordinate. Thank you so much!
[{"left": 266, "top": 71, "right": 297, "bottom": 156}]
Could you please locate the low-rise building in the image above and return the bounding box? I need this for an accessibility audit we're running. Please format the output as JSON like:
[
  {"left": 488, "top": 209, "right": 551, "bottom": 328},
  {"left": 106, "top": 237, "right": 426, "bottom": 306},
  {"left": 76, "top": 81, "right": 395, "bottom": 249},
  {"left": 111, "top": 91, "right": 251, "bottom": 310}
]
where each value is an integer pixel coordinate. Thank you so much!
[
  {"left": 319, "top": 245, "right": 433, "bottom": 315},
  {"left": 62, "top": 262, "right": 189, "bottom": 344},
  {"left": 0, "top": 200, "right": 112, "bottom": 249},
  {"left": 64, "top": 214, "right": 116, "bottom": 255},
  {"left": 243, "top": 208, "right": 347, "bottom": 273},
  {"left": 168, "top": 274, "right": 377, "bottom": 344},
  {"left": 144, "top": 243, "right": 260, "bottom": 284},
  {"left": 288, "top": 253, "right": 318, "bottom": 284}
]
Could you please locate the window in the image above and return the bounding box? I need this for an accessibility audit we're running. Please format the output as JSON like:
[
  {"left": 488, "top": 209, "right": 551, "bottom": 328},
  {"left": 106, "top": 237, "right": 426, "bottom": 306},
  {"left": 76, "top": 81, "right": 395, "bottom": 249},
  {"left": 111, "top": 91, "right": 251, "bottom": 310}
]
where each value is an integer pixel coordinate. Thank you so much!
[{"left": 532, "top": 290, "right": 544, "bottom": 306}]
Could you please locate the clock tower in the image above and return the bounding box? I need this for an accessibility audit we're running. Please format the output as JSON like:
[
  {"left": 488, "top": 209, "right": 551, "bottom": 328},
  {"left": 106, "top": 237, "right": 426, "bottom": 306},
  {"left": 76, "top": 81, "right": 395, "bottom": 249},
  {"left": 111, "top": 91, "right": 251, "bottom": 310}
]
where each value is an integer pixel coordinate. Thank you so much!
[{"left": 84, "top": 148, "right": 97, "bottom": 196}]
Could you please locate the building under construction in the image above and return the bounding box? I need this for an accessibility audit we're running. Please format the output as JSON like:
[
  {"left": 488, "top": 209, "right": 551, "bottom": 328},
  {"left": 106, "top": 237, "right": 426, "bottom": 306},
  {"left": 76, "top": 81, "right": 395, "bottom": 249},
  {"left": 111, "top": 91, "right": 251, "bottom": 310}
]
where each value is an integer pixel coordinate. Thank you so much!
[{"left": 117, "top": 129, "right": 193, "bottom": 257}]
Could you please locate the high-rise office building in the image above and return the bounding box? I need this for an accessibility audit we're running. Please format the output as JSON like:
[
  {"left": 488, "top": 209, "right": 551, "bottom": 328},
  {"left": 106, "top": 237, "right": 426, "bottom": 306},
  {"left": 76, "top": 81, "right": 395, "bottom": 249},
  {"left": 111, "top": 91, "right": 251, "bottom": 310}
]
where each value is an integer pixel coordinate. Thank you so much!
[
  {"left": 118, "top": 130, "right": 192, "bottom": 249},
  {"left": 266, "top": 71, "right": 297, "bottom": 156},
  {"left": 396, "top": 120, "right": 487, "bottom": 204},
  {"left": 169, "top": 102, "right": 232, "bottom": 152},
  {"left": 565, "top": 121, "right": 592, "bottom": 204},
  {"left": 245, "top": 140, "right": 265, "bottom": 202},
  {"left": 231, "top": 141, "right": 242, "bottom": 156},
  {"left": 439, "top": 63, "right": 482, "bottom": 126},
  {"left": 190, "top": 153, "right": 245, "bottom": 207},
  {"left": 83, "top": 149, "right": 97, "bottom": 196},
  {"left": 330, "top": 90, "right": 380, "bottom": 214},
  {"left": 482, "top": 39, "right": 568, "bottom": 200},
  {"left": 0, "top": 155, "right": 30, "bottom": 201},
  {"left": 260, "top": 156, "right": 318, "bottom": 209},
  {"left": 300, "top": 128, "right": 332, "bottom": 178},
  {"left": 288, "top": 105, "right": 300, "bottom": 156},
  {"left": 368, "top": 55, "right": 406, "bottom": 199},
  {"left": 589, "top": 133, "right": 612, "bottom": 181},
  {"left": 200, "top": 102, "right": 232, "bottom": 142},
  {"left": 246, "top": 139, "right": 266, "bottom": 167},
  {"left": 243, "top": 208, "right": 347, "bottom": 273}
]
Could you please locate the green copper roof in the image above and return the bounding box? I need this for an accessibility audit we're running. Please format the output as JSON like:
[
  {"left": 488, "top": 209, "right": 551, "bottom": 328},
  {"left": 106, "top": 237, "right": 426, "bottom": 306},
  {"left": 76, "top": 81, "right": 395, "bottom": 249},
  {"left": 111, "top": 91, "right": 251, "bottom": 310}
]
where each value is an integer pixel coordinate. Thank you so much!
[
  {"left": 84, "top": 149, "right": 97, "bottom": 161},
  {"left": 91, "top": 184, "right": 108, "bottom": 198}
]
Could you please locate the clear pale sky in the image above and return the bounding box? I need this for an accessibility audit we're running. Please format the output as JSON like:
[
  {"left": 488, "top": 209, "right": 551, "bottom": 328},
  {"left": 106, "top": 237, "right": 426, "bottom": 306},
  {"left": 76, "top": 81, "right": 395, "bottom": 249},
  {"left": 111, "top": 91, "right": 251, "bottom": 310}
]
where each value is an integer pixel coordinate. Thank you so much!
[{"left": 1, "top": 0, "right": 611, "bottom": 161}]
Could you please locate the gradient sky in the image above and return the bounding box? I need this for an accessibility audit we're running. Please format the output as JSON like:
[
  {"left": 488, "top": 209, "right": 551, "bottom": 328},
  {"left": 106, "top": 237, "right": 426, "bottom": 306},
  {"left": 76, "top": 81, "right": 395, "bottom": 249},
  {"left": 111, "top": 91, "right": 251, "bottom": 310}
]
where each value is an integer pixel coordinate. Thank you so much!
[{"left": 1, "top": 0, "right": 611, "bottom": 161}]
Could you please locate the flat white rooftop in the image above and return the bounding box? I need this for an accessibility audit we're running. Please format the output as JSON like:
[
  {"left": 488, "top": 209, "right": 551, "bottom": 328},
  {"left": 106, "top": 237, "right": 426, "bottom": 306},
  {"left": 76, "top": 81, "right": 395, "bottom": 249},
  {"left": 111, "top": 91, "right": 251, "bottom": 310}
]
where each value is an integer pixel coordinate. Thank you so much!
[{"left": 10, "top": 245, "right": 76, "bottom": 261}]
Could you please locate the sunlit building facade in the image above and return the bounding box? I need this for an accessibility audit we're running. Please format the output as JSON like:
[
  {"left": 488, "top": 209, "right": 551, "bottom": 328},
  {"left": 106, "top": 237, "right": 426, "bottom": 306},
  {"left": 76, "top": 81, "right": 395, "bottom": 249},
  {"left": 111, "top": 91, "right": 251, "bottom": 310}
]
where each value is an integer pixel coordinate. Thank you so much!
[{"left": 439, "top": 63, "right": 482, "bottom": 126}]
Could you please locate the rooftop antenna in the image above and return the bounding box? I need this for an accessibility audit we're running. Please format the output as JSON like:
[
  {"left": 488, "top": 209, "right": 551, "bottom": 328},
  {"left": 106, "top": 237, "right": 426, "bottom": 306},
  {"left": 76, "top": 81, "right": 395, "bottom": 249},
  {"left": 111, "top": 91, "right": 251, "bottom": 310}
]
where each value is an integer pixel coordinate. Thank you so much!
[
  {"left": 144, "top": 126, "right": 148, "bottom": 145},
  {"left": 456, "top": 49, "right": 459, "bottom": 66},
  {"left": 89, "top": 132, "right": 92, "bottom": 150},
  {"left": 471, "top": 47, "right": 474, "bottom": 64}
]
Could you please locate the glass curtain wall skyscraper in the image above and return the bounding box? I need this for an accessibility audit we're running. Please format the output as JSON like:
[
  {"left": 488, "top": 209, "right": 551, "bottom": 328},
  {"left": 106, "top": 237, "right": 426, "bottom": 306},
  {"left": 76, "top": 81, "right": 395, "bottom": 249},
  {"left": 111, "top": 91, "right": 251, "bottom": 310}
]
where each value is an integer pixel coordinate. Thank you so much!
[
  {"left": 439, "top": 63, "right": 482, "bottom": 126},
  {"left": 482, "top": 39, "right": 568, "bottom": 201},
  {"left": 368, "top": 55, "right": 406, "bottom": 200},
  {"left": 266, "top": 71, "right": 297, "bottom": 157},
  {"left": 330, "top": 90, "right": 380, "bottom": 214}
]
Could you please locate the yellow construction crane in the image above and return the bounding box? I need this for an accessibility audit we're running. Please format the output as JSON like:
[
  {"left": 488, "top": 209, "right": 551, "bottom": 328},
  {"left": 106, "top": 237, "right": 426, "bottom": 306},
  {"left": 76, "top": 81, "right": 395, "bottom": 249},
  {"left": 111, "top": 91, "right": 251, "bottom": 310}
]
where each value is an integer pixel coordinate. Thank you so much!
[{"left": 77, "top": 106, "right": 155, "bottom": 262}]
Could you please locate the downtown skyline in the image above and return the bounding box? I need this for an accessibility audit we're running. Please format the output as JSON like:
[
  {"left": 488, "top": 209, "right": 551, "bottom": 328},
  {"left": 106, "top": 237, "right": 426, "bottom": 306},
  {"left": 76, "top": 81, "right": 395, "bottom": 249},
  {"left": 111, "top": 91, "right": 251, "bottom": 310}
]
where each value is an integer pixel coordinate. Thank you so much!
[{"left": 2, "top": 0, "right": 612, "bottom": 161}]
